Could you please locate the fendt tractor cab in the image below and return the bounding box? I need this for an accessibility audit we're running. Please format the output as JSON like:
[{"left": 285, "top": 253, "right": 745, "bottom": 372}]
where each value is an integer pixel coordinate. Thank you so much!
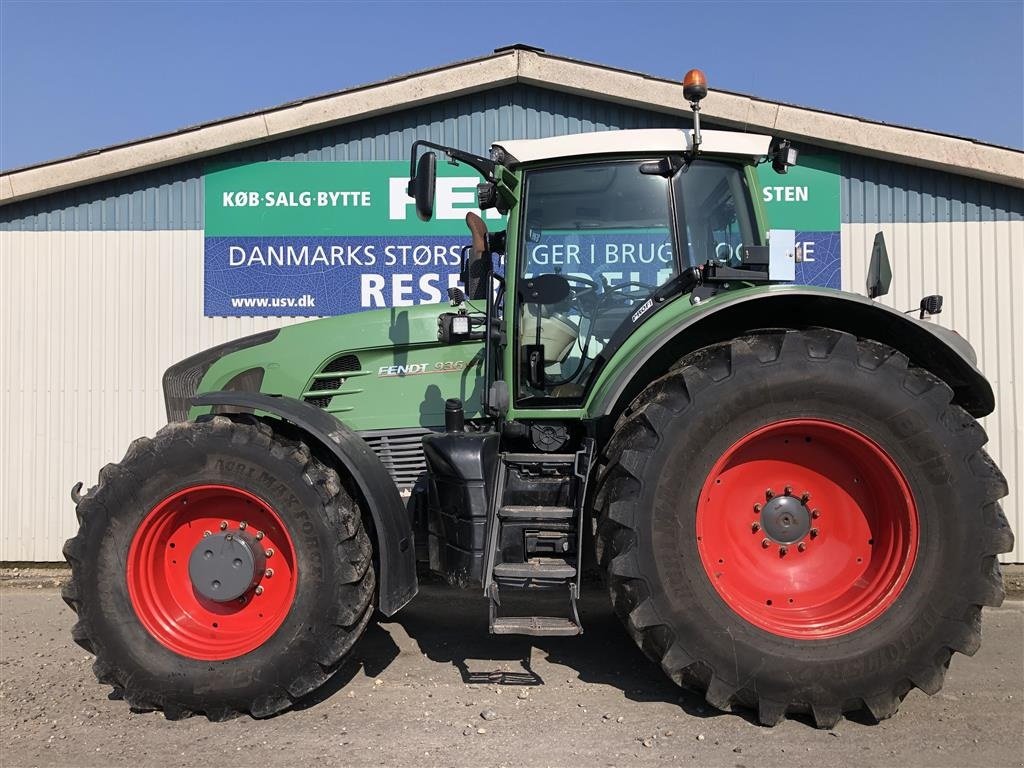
[{"left": 64, "top": 69, "right": 1011, "bottom": 727}]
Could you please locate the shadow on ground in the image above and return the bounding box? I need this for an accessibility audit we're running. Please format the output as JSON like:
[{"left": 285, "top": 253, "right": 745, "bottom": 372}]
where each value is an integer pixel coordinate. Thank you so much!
[{"left": 301, "top": 577, "right": 751, "bottom": 723}]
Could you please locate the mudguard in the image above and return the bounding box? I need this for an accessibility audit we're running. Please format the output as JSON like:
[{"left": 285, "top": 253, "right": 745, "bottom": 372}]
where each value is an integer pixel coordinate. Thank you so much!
[
  {"left": 193, "top": 391, "right": 417, "bottom": 616},
  {"left": 588, "top": 286, "right": 995, "bottom": 420}
]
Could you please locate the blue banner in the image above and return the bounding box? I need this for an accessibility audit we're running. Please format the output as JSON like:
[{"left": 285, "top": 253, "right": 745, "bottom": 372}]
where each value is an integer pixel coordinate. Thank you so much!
[{"left": 204, "top": 235, "right": 469, "bottom": 316}]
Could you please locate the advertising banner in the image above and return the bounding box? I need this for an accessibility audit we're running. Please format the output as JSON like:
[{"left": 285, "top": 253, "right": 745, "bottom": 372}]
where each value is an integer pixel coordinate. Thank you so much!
[
  {"left": 205, "top": 152, "right": 843, "bottom": 317},
  {"left": 756, "top": 153, "right": 842, "bottom": 288},
  {"left": 204, "top": 161, "right": 501, "bottom": 316}
]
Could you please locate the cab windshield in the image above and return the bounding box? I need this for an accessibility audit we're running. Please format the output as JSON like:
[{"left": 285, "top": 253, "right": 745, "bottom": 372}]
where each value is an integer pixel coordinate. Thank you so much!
[{"left": 516, "top": 157, "right": 756, "bottom": 403}]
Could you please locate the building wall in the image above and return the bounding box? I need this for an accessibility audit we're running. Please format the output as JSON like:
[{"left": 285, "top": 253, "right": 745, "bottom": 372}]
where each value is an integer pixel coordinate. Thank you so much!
[{"left": 1, "top": 85, "right": 1021, "bottom": 561}]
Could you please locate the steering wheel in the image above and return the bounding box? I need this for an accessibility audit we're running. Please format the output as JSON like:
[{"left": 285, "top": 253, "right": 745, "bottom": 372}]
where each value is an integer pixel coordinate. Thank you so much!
[{"left": 560, "top": 275, "right": 658, "bottom": 315}]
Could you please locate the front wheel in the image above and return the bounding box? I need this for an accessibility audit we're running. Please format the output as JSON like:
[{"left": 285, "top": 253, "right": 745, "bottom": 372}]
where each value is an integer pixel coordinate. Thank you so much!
[
  {"left": 62, "top": 416, "right": 375, "bottom": 720},
  {"left": 595, "top": 329, "right": 1013, "bottom": 727}
]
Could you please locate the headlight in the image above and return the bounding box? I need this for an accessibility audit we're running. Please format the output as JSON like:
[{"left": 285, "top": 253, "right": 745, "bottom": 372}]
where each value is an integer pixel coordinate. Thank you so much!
[{"left": 161, "top": 330, "right": 278, "bottom": 422}]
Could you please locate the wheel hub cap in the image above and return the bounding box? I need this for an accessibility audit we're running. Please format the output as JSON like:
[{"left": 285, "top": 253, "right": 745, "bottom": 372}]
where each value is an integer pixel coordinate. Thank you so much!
[
  {"left": 760, "top": 494, "right": 810, "bottom": 544},
  {"left": 188, "top": 532, "right": 266, "bottom": 602}
]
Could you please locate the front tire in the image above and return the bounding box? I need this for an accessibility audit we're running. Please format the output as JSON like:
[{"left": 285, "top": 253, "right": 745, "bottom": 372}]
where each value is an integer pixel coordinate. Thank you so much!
[
  {"left": 595, "top": 329, "right": 1013, "bottom": 727},
  {"left": 62, "top": 416, "right": 375, "bottom": 720}
]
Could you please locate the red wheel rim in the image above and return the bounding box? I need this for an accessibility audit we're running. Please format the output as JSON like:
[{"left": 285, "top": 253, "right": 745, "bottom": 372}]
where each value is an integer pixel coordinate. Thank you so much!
[
  {"left": 127, "top": 485, "right": 297, "bottom": 660},
  {"left": 696, "top": 419, "right": 918, "bottom": 639}
]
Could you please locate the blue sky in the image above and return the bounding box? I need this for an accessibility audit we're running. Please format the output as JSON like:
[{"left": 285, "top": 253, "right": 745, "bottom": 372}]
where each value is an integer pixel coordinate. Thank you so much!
[{"left": 1, "top": 0, "right": 1021, "bottom": 170}]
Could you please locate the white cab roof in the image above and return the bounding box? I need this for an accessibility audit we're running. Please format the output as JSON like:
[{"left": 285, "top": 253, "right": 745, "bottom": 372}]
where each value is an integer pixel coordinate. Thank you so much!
[{"left": 493, "top": 128, "right": 772, "bottom": 165}]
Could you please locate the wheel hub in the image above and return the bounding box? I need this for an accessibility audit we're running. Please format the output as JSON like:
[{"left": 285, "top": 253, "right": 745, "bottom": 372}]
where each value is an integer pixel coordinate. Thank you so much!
[
  {"left": 760, "top": 493, "right": 810, "bottom": 544},
  {"left": 188, "top": 531, "right": 266, "bottom": 602}
]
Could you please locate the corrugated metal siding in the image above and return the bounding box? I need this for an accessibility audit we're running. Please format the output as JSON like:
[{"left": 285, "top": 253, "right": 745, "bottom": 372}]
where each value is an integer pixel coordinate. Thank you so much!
[
  {"left": 0, "top": 85, "right": 683, "bottom": 232},
  {"left": 0, "top": 230, "right": 311, "bottom": 561},
  {"left": 841, "top": 156, "right": 1023, "bottom": 562},
  {"left": 841, "top": 154, "right": 1023, "bottom": 224},
  {"left": 1, "top": 85, "right": 1020, "bottom": 562}
]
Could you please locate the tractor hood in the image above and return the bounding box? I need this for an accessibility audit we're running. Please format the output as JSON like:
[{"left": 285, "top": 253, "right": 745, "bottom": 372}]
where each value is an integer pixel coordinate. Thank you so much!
[{"left": 166, "top": 303, "right": 485, "bottom": 431}]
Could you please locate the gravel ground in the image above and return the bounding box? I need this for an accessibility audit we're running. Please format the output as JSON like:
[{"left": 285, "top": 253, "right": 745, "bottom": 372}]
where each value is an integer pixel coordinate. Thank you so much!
[{"left": 1, "top": 580, "right": 1022, "bottom": 768}]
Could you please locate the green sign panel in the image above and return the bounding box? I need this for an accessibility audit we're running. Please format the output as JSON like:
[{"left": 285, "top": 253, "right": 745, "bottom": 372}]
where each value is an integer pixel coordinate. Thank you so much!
[
  {"left": 205, "top": 161, "right": 502, "bottom": 236},
  {"left": 756, "top": 153, "right": 841, "bottom": 230},
  {"left": 755, "top": 152, "right": 842, "bottom": 288}
]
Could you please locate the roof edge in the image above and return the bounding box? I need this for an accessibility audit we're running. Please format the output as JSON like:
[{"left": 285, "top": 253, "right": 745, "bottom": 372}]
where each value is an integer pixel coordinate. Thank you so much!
[{"left": 2, "top": 47, "right": 1022, "bottom": 206}]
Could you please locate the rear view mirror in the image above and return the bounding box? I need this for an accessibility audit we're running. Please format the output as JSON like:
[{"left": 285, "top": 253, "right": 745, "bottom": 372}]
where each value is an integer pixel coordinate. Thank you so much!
[
  {"left": 521, "top": 273, "right": 571, "bottom": 305},
  {"left": 867, "top": 232, "right": 892, "bottom": 299},
  {"left": 409, "top": 152, "right": 437, "bottom": 222}
]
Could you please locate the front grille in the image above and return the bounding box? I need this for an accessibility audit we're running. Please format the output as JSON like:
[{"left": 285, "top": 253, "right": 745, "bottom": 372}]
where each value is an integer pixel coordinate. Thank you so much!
[
  {"left": 358, "top": 428, "right": 432, "bottom": 491},
  {"left": 323, "top": 354, "right": 361, "bottom": 373},
  {"left": 303, "top": 354, "right": 362, "bottom": 410}
]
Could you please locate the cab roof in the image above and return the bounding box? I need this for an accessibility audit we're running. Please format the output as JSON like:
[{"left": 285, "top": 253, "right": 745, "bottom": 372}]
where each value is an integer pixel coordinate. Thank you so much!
[{"left": 493, "top": 128, "right": 772, "bottom": 165}]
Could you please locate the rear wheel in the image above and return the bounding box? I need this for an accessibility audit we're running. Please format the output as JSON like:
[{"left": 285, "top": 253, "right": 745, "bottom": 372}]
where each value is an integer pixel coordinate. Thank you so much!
[
  {"left": 63, "top": 416, "right": 375, "bottom": 720},
  {"left": 595, "top": 329, "right": 1013, "bottom": 727}
]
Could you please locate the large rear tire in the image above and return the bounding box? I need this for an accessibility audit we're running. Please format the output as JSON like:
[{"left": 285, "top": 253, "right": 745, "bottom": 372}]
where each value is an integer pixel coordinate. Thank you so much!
[
  {"left": 62, "top": 416, "right": 375, "bottom": 720},
  {"left": 594, "top": 329, "right": 1013, "bottom": 727}
]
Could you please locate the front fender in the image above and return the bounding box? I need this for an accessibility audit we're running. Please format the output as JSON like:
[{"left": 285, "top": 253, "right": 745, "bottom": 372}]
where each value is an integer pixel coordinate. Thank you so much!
[
  {"left": 193, "top": 391, "right": 417, "bottom": 616},
  {"left": 588, "top": 286, "right": 995, "bottom": 419}
]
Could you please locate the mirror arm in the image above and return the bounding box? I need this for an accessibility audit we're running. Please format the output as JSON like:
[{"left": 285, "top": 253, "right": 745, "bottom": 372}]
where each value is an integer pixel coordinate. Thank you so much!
[{"left": 408, "top": 139, "right": 497, "bottom": 182}]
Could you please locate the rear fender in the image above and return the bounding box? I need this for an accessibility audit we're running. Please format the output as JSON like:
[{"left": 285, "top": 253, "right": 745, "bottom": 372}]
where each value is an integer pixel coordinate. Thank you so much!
[
  {"left": 589, "top": 288, "right": 995, "bottom": 421},
  {"left": 193, "top": 391, "right": 417, "bottom": 616}
]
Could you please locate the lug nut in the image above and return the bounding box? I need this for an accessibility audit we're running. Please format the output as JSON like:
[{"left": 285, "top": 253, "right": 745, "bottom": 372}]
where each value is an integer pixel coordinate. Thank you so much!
[
  {"left": 765, "top": 488, "right": 774, "bottom": 500},
  {"left": 751, "top": 522, "right": 761, "bottom": 532},
  {"left": 762, "top": 538, "right": 771, "bottom": 548},
  {"left": 219, "top": 521, "right": 228, "bottom": 531},
  {"left": 811, "top": 509, "right": 821, "bottom": 519},
  {"left": 753, "top": 503, "right": 762, "bottom": 513},
  {"left": 203, "top": 530, "right": 211, "bottom": 538},
  {"left": 779, "top": 546, "right": 789, "bottom": 556},
  {"left": 239, "top": 521, "right": 247, "bottom": 530},
  {"left": 255, "top": 531, "right": 264, "bottom": 541},
  {"left": 801, "top": 492, "right": 811, "bottom": 504},
  {"left": 784, "top": 485, "right": 793, "bottom": 496},
  {"left": 254, "top": 585, "right": 264, "bottom": 596},
  {"left": 810, "top": 528, "right": 819, "bottom": 538},
  {"left": 225, "top": 533, "right": 233, "bottom": 541},
  {"left": 265, "top": 548, "right": 274, "bottom": 558},
  {"left": 265, "top": 568, "right": 274, "bottom": 578},
  {"left": 238, "top": 596, "right": 246, "bottom": 605},
  {"left": 798, "top": 542, "right": 807, "bottom": 552}
]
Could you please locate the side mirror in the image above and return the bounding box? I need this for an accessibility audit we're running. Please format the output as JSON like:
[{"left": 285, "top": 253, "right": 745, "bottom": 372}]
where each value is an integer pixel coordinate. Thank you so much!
[
  {"left": 408, "top": 152, "right": 436, "bottom": 222},
  {"left": 866, "top": 232, "right": 892, "bottom": 299}
]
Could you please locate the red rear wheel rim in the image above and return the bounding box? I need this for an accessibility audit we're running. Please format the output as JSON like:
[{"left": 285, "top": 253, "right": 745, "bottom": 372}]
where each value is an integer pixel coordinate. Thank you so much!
[
  {"left": 696, "top": 419, "right": 918, "bottom": 639},
  {"left": 127, "top": 484, "right": 297, "bottom": 660}
]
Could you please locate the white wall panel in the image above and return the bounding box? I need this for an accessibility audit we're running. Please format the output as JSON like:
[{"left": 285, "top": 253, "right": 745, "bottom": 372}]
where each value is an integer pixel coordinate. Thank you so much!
[
  {"left": 0, "top": 230, "right": 304, "bottom": 561},
  {"left": 843, "top": 221, "right": 1023, "bottom": 562}
]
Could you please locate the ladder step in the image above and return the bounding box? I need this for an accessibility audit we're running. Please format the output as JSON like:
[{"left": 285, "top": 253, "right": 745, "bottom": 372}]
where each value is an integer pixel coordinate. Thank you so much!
[
  {"left": 499, "top": 505, "right": 574, "bottom": 521},
  {"left": 503, "top": 452, "right": 576, "bottom": 464},
  {"left": 493, "top": 560, "right": 577, "bottom": 581},
  {"left": 491, "top": 616, "right": 582, "bottom": 636}
]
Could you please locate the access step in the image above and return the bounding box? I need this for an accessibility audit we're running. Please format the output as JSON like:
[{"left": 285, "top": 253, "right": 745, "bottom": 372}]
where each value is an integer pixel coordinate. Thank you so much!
[
  {"left": 493, "top": 560, "right": 577, "bottom": 580},
  {"left": 491, "top": 616, "right": 582, "bottom": 636},
  {"left": 503, "top": 452, "right": 576, "bottom": 465},
  {"left": 498, "top": 505, "right": 574, "bottom": 521}
]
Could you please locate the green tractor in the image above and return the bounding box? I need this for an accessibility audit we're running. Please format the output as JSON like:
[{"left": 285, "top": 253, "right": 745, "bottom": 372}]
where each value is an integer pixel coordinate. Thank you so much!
[{"left": 64, "top": 70, "right": 1012, "bottom": 727}]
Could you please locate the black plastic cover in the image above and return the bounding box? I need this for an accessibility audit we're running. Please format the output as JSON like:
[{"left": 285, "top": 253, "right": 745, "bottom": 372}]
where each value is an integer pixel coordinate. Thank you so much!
[{"left": 421, "top": 431, "right": 500, "bottom": 585}]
